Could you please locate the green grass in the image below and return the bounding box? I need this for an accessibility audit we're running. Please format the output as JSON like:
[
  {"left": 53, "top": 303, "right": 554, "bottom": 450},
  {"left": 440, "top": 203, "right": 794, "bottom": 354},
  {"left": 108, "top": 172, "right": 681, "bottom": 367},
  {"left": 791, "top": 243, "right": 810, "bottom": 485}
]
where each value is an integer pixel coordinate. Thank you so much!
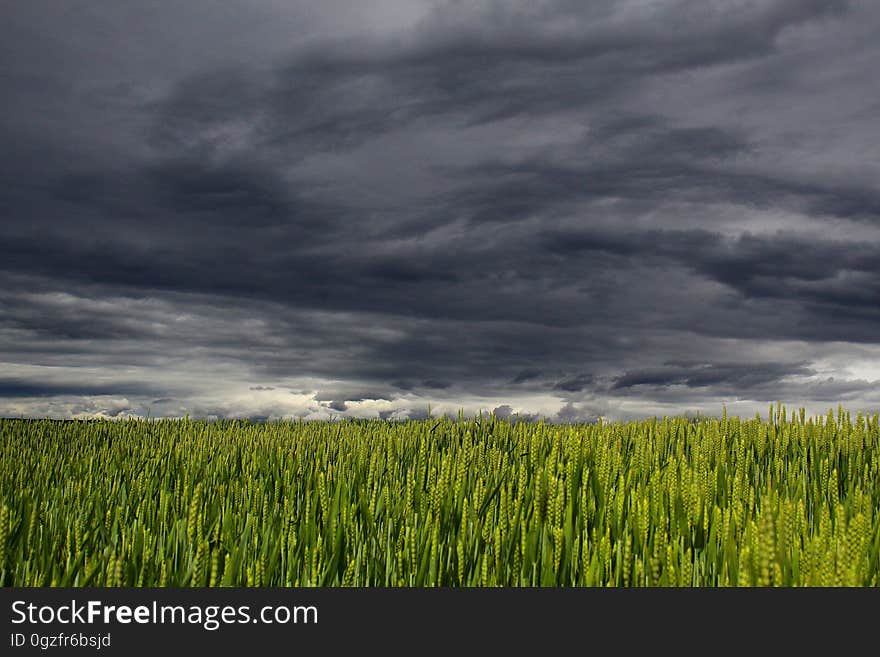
[{"left": 1, "top": 405, "right": 878, "bottom": 586}]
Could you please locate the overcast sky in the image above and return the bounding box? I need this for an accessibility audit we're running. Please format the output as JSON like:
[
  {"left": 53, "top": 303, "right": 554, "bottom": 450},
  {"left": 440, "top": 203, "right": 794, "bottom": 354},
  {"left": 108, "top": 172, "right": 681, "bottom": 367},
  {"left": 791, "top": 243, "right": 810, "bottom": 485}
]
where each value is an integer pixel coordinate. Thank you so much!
[{"left": 2, "top": 0, "right": 879, "bottom": 421}]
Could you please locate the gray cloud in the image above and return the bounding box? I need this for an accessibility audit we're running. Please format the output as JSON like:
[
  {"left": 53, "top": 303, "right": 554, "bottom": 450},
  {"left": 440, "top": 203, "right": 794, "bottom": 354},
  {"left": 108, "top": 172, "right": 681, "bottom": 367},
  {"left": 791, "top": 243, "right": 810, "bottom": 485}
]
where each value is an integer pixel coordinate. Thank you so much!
[
  {"left": 2, "top": 1, "right": 879, "bottom": 420},
  {"left": 325, "top": 400, "right": 348, "bottom": 412}
]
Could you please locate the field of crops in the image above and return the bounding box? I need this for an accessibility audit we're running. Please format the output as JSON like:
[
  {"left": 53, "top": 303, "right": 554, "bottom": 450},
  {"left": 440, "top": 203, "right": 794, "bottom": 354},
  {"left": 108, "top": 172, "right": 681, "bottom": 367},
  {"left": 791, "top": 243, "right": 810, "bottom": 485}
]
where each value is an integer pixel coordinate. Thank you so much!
[{"left": 1, "top": 407, "right": 879, "bottom": 586}]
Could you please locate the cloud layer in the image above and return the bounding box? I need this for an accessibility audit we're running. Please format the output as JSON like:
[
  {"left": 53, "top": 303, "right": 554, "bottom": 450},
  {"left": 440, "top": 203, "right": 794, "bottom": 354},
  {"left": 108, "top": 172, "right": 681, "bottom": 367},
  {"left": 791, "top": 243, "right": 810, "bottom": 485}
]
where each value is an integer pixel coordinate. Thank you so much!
[{"left": 2, "top": 1, "right": 879, "bottom": 420}]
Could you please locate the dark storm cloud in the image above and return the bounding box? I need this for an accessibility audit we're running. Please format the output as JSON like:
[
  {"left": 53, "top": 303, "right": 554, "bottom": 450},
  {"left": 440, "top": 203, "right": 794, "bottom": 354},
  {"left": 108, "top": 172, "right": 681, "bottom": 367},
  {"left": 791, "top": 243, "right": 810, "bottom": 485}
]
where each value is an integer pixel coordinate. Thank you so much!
[
  {"left": 611, "top": 362, "right": 814, "bottom": 391},
  {"left": 267, "top": 0, "right": 847, "bottom": 130},
  {"left": 1, "top": 1, "right": 879, "bottom": 419},
  {"left": 422, "top": 379, "right": 451, "bottom": 390},
  {"left": 541, "top": 227, "right": 880, "bottom": 335},
  {"left": 511, "top": 369, "right": 542, "bottom": 384},
  {"left": 554, "top": 374, "right": 595, "bottom": 392},
  {"left": 0, "top": 378, "right": 161, "bottom": 399},
  {"left": 313, "top": 389, "right": 394, "bottom": 403}
]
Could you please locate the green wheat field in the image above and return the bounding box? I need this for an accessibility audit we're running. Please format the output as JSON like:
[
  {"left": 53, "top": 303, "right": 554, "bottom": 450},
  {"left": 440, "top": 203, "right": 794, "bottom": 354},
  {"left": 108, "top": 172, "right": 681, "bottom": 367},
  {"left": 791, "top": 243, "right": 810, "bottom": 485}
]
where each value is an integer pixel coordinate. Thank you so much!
[{"left": 2, "top": 406, "right": 879, "bottom": 587}]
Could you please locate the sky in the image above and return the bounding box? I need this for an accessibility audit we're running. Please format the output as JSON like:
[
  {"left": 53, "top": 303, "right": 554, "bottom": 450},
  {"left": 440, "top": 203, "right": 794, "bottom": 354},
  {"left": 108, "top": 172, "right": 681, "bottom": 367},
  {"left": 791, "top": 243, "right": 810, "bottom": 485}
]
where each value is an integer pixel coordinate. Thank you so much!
[{"left": 1, "top": 0, "right": 879, "bottom": 422}]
